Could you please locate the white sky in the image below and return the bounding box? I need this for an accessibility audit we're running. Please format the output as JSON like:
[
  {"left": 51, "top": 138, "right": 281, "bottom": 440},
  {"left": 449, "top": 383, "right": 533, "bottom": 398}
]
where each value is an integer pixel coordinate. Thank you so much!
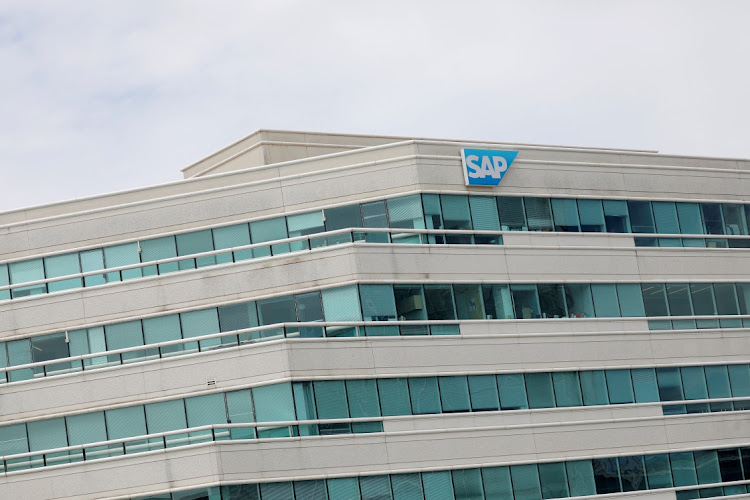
[{"left": 0, "top": 0, "right": 748, "bottom": 212}]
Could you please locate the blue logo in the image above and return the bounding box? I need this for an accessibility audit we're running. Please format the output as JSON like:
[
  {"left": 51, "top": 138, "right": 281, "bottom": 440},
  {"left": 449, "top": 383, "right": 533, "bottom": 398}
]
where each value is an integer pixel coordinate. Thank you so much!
[{"left": 461, "top": 148, "right": 519, "bottom": 186}]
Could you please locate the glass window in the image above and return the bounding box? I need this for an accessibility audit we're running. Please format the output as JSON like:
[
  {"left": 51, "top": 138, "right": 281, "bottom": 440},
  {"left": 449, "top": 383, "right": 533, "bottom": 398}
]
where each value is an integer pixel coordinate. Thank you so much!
[
  {"left": 346, "top": 379, "right": 380, "bottom": 418},
  {"left": 423, "top": 194, "right": 443, "bottom": 235},
  {"left": 591, "top": 284, "right": 621, "bottom": 317},
  {"left": 394, "top": 285, "right": 426, "bottom": 320},
  {"left": 511, "top": 284, "right": 540, "bottom": 319},
  {"left": 422, "top": 471, "right": 454, "bottom": 500},
  {"left": 627, "top": 201, "right": 655, "bottom": 233},
  {"left": 104, "top": 320, "right": 144, "bottom": 359},
  {"left": 328, "top": 477, "right": 361, "bottom": 500},
  {"left": 525, "top": 372, "right": 555, "bottom": 409},
  {"left": 44, "top": 253, "right": 82, "bottom": 292},
  {"left": 603, "top": 200, "right": 630, "bottom": 233},
  {"left": 618, "top": 455, "right": 647, "bottom": 491},
  {"left": 185, "top": 393, "right": 227, "bottom": 427},
  {"left": 218, "top": 302, "right": 259, "bottom": 333},
  {"left": 498, "top": 374, "right": 528, "bottom": 410},
  {"left": 566, "top": 460, "right": 596, "bottom": 496},
  {"left": 538, "top": 284, "right": 567, "bottom": 318},
  {"left": 27, "top": 417, "right": 67, "bottom": 451},
  {"left": 510, "top": 464, "right": 542, "bottom": 500},
  {"left": 498, "top": 196, "right": 527, "bottom": 230},
  {"left": 482, "top": 284, "right": 513, "bottom": 320},
  {"left": 212, "top": 223, "right": 252, "bottom": 262},
  {"left": 0, "top": 264, "right": 9, "bottom": 301},
  {"left": 652, "top": 202, "right": 680, "bottom": 234},
  {"left": 295, "top": 292, "right": 323, "bottom": 322},
  {"left": 260, "top": 482, "right": 294, "bottom": 500},
  {"left": 226, "top": 389, "right": 254, "bottom": 423},
  {"left": 680, "top": 366, "right": 708, "bottom": 401},
  {"left": 253, "top": 382, "right": 295, "bottom": 422},
  {"left": 325, "top": 204, "right": 362, "bottom": 231},
  {"left": 716, "top": 449, "right": 743, "bottom": 483},
  {"left": 175, "top": 230, "right": 215, "bottom": 269},
  {"left": 144, "top": 399, "right": 186, "bottom": 434},
  {"left": 666, "top": 283, "right": 693, "bottom": 316},
  {"left": 30, "top": 332, "right": 68, "bottom": 364},
  {"left": 103, "top": 242, "right": 142, "bottom": 281},
  {"left": 409, "top": 377, "right": 441, "bottom": 414},
  {"left": 551, "top": 198, "right": 580, "bottom": 232},
  {"left": 671, "top": 452, "right": 698, "bottom": 486},
  {"left": 362, "top": 201, "right": 388, "bottom": 228},
  {"left": 482, "top": 466, "right": 512, "bottom": 498},
  {"left": 564, "top": 284, "right": 594, "bottom": 318},
  {"left": 106, "top": 406, "right": 147, "bottom": 439},
  {"left": 539, "top": 462, "right": 569, "bottom": 499},
  {"left": 713, "top": 283, "right": 739, "bottom": 316},
  {"left": 617, "top": 284, "right": 646, "bottom": 317},
  {"left": 257, "top": 295, "right": 297, "bottom": 325},
  {"left": 441, "top": 195, "right": 472, "bottom": 230},
  {"left": 469, "top": 196, "right": 500, "bottom": 231},
  {"left": 424, "top": 285, "right": 456, "bottom": 320},
  {"left": 453, "top": 284, "right": 485, "bottom": 320},
  {"left": 314, "top": 380, "right": 350, "bottom": 432},
  {"left": 738, "top": 283, "right": 750, "bottom": 315},
  {"left": 580, "top": 370, "right": 609, "bottom": 405},
  {"left": 701, "top": 203, "right": 725, "bottom": 234},
  {"left": 705, "top": 366, "right": 732, "bottom": 398},
  {"left": 391, "top": 473, "right": 423, "bottom": 500},
  {"left": 66, "top": 412, "right": 108, "bottom": 447},
  {"left": 452, "top": 468, "right": 484, "bottom": 500},
  {"left": 140, "top": 236, "right": 178, "bottom": 275},
  {"left": 656, "top": 367, "right": 685, "bottom": 402},
  {"left": 631, "top": 368, "right": 659, "bottom": 403},
  {"left": 644, "top": 453, "right": 672, "bottom": 489},
  {"left": 67, "top": 327, "right": 106, "bottom": 360},
  {"left": 181, "top": 309, "right": 221, "bottom": 350},
  {"left": 552, "top": 372, "right": 582, "bottom": 407},
  {"left": 387, "top": 195, "right": 425, "bottom": 229},
  {"left": 359, "top": 476, "right": 392, "bottom": 500},
  {"left": 468, "top": 375, "right": 499, "bottom": 411},
  {"left": 80, "top": 249, "right": 106, "bottom": 287},
  {"left": 525, "top": 197, "right": 553, "bottom": 231},
  {"left": 378, "top": 378, "right": 412, "bottom": 416},
  {"left": 0, "top": 423, "right": 29, "bottom": 456},
  {"left": 641, "top": 284, "right": 669, "bottom": 317},
  {"left": 250, "top": 217, "right": 289, "bottom": 256},
  {"left": 294, "top": 480, "right": 328, "bottom": 500},
  {"left": 676, "top": 202, "right": 704, "bottom": 234},
  {"left": 222, "top": 484, "right": 260, "bottom": 500},
  {"left": 577, "top": 199, "right": 606, "bottom": 232},
  {"left": 722, "top": 204, "right": 748, "bottom": 235},
  {"left": 360, "top": 284, "right": 397, "bottom": 321},
  {"left": 142, "top": 314, "right": 182, "bottom": 346},
  {"left": 592, "top": 457, "right": 621, "bottom": 494},
  {"left": 690, "top": 284, "right": 717, "bottom": 328},
  {"left": 694, "top": 450, "right": 721, "bottom": 485},
  {"left": 728, "top": 364, "right": 750, "bottom": 397},
  {"left": 320, "top": 285, "right": 361, "bottom": 324},
  {"left": 605, "top": 369, "right": 634, "bottom": 404},
  {"left": 439, "top": 376, "right": 471, "bottom": 413},
  {"left": 8, "top": 258, "right": 46, "bottom": 297}
]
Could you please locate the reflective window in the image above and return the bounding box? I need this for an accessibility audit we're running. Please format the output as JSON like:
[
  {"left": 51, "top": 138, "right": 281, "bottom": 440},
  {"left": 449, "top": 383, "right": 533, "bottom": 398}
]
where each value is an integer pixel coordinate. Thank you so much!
[
  {"left": 394, "top": 285, "right": 427, "bottom": 320},
  {"left": 250, "top": 217, "right": 289, "bottom": 256},
  {"left": 175, "top": 230, "right": 215, "bottom": 269},
  {"left": 652, "top": 202, "right": 680, "bottom": 234},
  {"left": 603, "top": 200, "right": 630, "bottom": 233},
  {"left": 539, "top": 462, "right": 569, "bottom": 499},
  {"left": 212, "top": 223, "right": 252, "bottom": 261},
  {"left": 511, "top": 464, "right": 542, "bottom": 500},
  {"left": 525, "top": 373, "right": 555, "bottom": 409},
  {"left": 498, "top": 196, "right": 527, "bottom": 230},
  {"left": 701, "top": 203, "right": 725, "bottom": 234},
  {"left": 617, "top": 284, "right": 646, "bottom": 317},
  {"left": 605, "top": 369, "right": 634, "bottom": 404},
  {"left": 468, "top": 375, "right": 500, "bottom": 411},
  {"left": 469, "top": 196, "right": 500, "bottom": 231},
  {"left": 580, "top": 370, "right": 609, "bottom": 406},
  {"left": 360, "top": 284, "right": 397, "bottom": 321},
  {"left": 722, "top": 204, "right": 748, "bottom": 235},
  {"left": 592, "top": 457, "right": 621, "bottom": 494},
  {"left": 44, "top": 253, "right": 82, "bottom": 292},
  {"left": 676, "top": 202, "right": 704, "bottom": 234},
  {"left": 627, "top": 201, "right": 655, "bottom": 233},
  {"left": 438, "top": 376, "right": 471, "bottom": 413},
  {"left": 103, "top": 242, "right": 142, "bottom": 281},
  {"left": 511, "top": 284, "right": 540, "bottom": 319},
  {"left": 453, "top": 284, "right": 485, "bottom": 320},
  {"left": 553, "top": 372, "right": 583, "bottom": 407},
  {"left": 551, "top": 198, "right": 580, "bottom": 232},
  {"left": 441, "top": 195, "right": 472, "bottom": 230},
  {"left": 452, "top": 468, "right": 484, "bottom": 500},
  {"left": 140, "top": 236, "right": 178, "bottom": 275},
  {"left": 482, "top": 466, "right": 513, "bottom": 498},
  {"left": 498, "top": 374, "right": 528, "bottom": 410},
  {"left": 482, "top": 284, "right": 513, "bottom": 320},
  {"left": 618, "top": 455, "right": 647, "bottom": 491},
  {"left": 565, "top": 284, "right": 594, "bottom": 318},
  {"left": 80, "top": 249, "right": 106, "bottom": 286},
  {"left": 577, "top": 199, "right": 606, "bottom": 232},
  {"left": 9, "top": 258, "right": 46, "bottom": 297},
  {"left": 525, "top": 197, "right": 553, "bottom": 231},
  {"left": 566, "top": 461, "right": 596, "bottom": 496},
  {"left": 378, "top": 378, "right": 411, "bottom": 416},
  {"left": 424, "top": 285, "right": 456, "bottom": 320},
  {"left": 387, "top": 195, "right": 425, "bottom": 229},
  {"left": 641, "top": 284, "right": 669, "bottom": 316},
  {"left": 538, "top": 284, "right": 567, "bottom": 318},
  {"left": 409, "top": 377, "right": 441, "bottom": 414},
  {"left": 591, "top": 284, "right": 621, "bottom": 317}
]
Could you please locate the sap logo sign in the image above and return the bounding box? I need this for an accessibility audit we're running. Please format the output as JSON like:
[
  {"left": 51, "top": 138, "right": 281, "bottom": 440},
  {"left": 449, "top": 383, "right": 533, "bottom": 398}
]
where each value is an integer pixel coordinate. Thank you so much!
[{"left": 461, "top": 148, "right": 519, "bottom": 186}]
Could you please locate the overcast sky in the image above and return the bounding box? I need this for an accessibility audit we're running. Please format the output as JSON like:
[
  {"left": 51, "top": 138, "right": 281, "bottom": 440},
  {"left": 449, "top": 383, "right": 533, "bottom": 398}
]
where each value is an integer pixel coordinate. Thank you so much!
[{"left": 0, "top": 1, "right": 748, "bottom": 212}]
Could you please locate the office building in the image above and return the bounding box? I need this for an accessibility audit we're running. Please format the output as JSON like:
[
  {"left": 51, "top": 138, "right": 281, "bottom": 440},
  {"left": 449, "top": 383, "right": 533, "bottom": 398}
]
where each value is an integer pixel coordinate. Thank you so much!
[{"left": 0, "top": 130, "right": 749, "bottom": 499}]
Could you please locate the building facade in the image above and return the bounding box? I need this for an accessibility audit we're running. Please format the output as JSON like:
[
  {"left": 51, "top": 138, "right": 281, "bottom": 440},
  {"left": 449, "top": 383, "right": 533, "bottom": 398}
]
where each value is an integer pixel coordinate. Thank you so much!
[{"left": 0, "top": 130, "right": 749, "bottom": 499}]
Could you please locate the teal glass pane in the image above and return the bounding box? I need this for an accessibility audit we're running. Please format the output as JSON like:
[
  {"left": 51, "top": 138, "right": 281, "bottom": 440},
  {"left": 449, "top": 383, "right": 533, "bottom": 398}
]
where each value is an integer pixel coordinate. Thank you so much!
[
  {"left": 701, "top": 203, "right": 725, "bottom": 234},
  {"left": 511, "top": 463, "right": 542, "bottom": 500},
  {"left": 253, "top": 382, "right": 295, "bottom": 422},
  {"left": 580, "top": 370, "right": 609, "bottom": 405},
  {"left": 498, "top": 373, "right": 528, "bottom": 410},
  {"left": 578, "top": 199, "right": 606, "bottom": 232},
  {"left": 144, "top": 399, "right": 187, "bottom": 433},
  {"left": 218, "top": 302, "right": 259, "bottom": 336},
  {"left": 394, "top": 285, "right": 427, "bottom": 320},
  {"left": 360, "top": 284, "right": 397, "bottom": 321},
  {"left": 44, "top": 253, "right": 82, "bottom": 292},
  {"left": 690, "top": 283, "right": 716, "bottom": 316},
  {"left": 30, "top": 332, "right": 68, "bottom": 364},
  {"left": 628, "top": 200, "right": 655, "bottom": 233},
  {"left": 360, "top": 476, "right": 392, "bottom": 500},
  {"left": 423, "top": 471, "right": 455, "bottom": 500},
  {"left": 420, "top": 193, "right": 441, "bottom": 233},
  {"left": 294, "top": 480, "right": 328, "bottom": 500},
  {"left": 676, "top": 202, "right": 704, "bottom": 234},
  {"left": 314, "top": 380, "right": 350, "bottom": 419},
  {"left": 212, "top": 223, "right": 252, "bottom": 262},
  {"left": 452, "top": 468, "right": 484, "bottom": 500},
  {"left": 0, "top": 423, "right": 29, "bottom": 455},
  {"left": 603, "top": 199, "right": 630, "bottom": 233},
  {"left": 362, "top": 201, "right": 388, "bottom": 228},
  {"left": 7, "top": 339, "right": 32, "bottom": 382},
  {"left": 392, "top": 473, "right": 424, "bottom": 500},
  {"left": 537, "top": 284, "right": 567, "bottom": 318},
  {"left": 511, "top": 284, "right": 540, "bottom": 319},
  {"left": 142, "top": 314, "right": 182, "bottom": 345},
  {"left": 325, "top": 204, "right": 362, "bottom": 231},
  {"left": 551, "top": 198, "right": 580, "bottom": 232},
  {"left": 653, "top": 202, "right": 681, "bottom": 234},
  {"left": 482, "top": 466, "right": 512, "bottom": 498},
  {"left": 468, "top": 375, "right": 500, "bottom": 411},
  {"left": 9, "top": 258, "right": 46, "bottom": 297},
  {"left": 644, "top": 454, "right": 672, "bottom": 489},
  {"left": 104, "top": 320, "right": 144, "bottom": 359},
  {"left": 175, "top": 230, "right": 215, "bottom": 268},
  {"left": 286, "top": 211, "right": 324, "bottom": 249},
  {"left": 80, "top": 249, "right": 106, "bottom": 287},
  {"left": 27, "top": 417, "right": 67, "bottom": 451},
  {"left": 328, "top": 477, "right": 361, "bottom": 500},
  {"left": 728, "top": 364, "right": 750, "bottom": 397},
  {"left": 174, "top": 488, "right": 221, "bottom": 500},
  {"left": 0, "top": 264, "right": 9, "bottom": 301},
  {"left": 641, "top": 284, "right": 669, "bottom": 317},
  {"left": 346, "top": 379, "right": 381, "bottom": 418},
  {"left": 552, "top": 372, "right": 582, "bottom": 407},
  {"left": 617, "top": 284, "right": 646, "bottom": 317},
  {"left": 591, "top": 284, "right": 620, "bottom": 317},
  {"left": 439, "top": 376, "right": 471, "bottom": 413},
  {"left": 618, "top": 455, "right": 647, "bottom": 491},
  {"left": 525, "top": 372, "right": 555, "bottom": 409},
  {"left": 525, "top": 197, "right": 553, "bottom": 231},
  {"left": 181, "top": 308, "right": 221, "bottom": 350},
  {"left": 722, "top": 204, "right": 748, "bottom": 235},
  {"left": 666, "top": 283, "right": 693, "bottom": 316},
  {"left": 482, "top": 284, "right": 513, "bottom": 320},
  {"left": 424, "top": 284, "right": 456, "bottom": 320},
  {"left": 140, "top": 236, "right": 178, "bottom": 275},
  {"left": 656, "top": 367, "right": 685, "bottom": 401},
  {"left": 605, "top": 369, "right": 634, "bottom": 404},
  {"left": 453, "top": 284, "right": 485, "bottom": 320},
  {"left": 185, "top": 393, "right": 227, "bottom": 427},
  {"left": 295, "top": 291, "right": 323, "bottom": 323},
  {"left": 716, "top": 449, "right": 743, "bottom": 483},
  {"left": 322, "top": 285, "right": 362, "bottom": 321},
  {"left": 498, "top": 196, "right": 527, "bottom": 230},
  {"left": 714, "top": 283, "right": 740, "bottom": 316},
  {"left": 681, "top": 366, "right": 709, "bottom": 400},
  {"left": 103, "top": 242, "right": 142, "bottom": 281},
  {"left": 257, "top": 295, "right": 296, "bottom": 326},
  {"left": 409, "top": 377, "right": 441, "bottom": 414},
  {"left": 68, "top": 326, "right": 106, "bottom": 360},
  {"left": 671, "top": 452, "right": 698, "bottom": 486},
  {"left": 387, "top": 194, "right": 426, "bottom": 229},
  {"left": 566, "top": 460, "right": 596, "bottom": 496},
  {"left": 441, "top": 194, "right": 471, "bottom": 230},
  {"left": 694, "top": 450, "right": 721, "bottom": 485},
  {"left": 106, "top": 406, "right": 147, "bottom": 439},
  {"left": 378, "top": 378, "right": 412, "bottom": 416},
  {"left": 66, "top": 411, "right": 107, "bottom": 446},
  {"left": 260, "top": 482, "right": 294, "bottom": 500},
  {"left": 705, "top": 366, "right": 732, "bottom": 398},
  {"left": 539, "top": 462, "right": 569, "bottom": 498},
  {"left": 632, "top": 368, "right": 659, "bottom": 403},
  {"left": 226, "top": 389, "right": 254, "bottom": 423},
  {"left": 564, "top": 284, "right": 594, "bottom": 318},
  {"left": 592, "top": 457, "right": 621, "bottom": 494},
  {"left": 469, "top": 196, "right": 500, "bottom": 230}
]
